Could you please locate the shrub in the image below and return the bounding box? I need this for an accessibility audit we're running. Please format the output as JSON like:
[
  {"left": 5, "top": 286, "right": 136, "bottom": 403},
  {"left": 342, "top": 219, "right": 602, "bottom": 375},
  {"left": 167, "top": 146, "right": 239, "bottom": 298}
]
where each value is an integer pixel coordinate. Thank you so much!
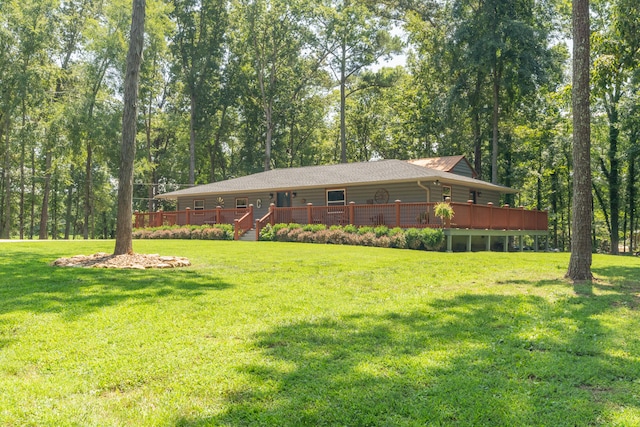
[
  {"left": 389, "top": 232, "right": 407, "bottom": 249},
  {"left": 373, "top": 225, "right": 389, "bottom": 237},
  {"left": 259, "top": 224, "right": 274, "bottom": 241},
  {"left": 376, "top": 236, "right": 392, "bottom": 248},
  {"left": 357, "top": 226, "right": 374, "bottom": 235},
  {"left": 404, "top": 228, "right": 423, "bottom": 250},
  {"left": 342, "top": 224, "right": 358, "bottom": 234},
  {"left": 275, "top": 228, "right": 292, "bottom": 242},
  {"left": 359, "top": 232, "right": 377, "bottom": 246},
  {"left": 421, "top": 228, "right": 445, "bottom": 251},
  {"left": 190, "top": 228, "right": 203, "bottom": 240},
  {"left": 302, "top": 224, "right": 326, "bottom": 233},
  {"left": 389, "top": 227, "right": 404, "bottom": 236}
]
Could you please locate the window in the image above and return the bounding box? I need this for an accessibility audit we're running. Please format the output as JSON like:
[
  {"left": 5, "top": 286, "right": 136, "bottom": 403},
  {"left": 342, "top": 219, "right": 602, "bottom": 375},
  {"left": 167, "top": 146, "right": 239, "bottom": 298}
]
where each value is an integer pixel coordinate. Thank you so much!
[
  {"left": 236, "top": 197, "right": 248, "bottom": 209},
  {"left": 442, "top": 186, "right": 452, "bottom": 201},
  {"left": 327, "top": 189, "right": 346, "bottom": 206},
  {"left": 194, "top": 200, "right": 205, "bottom": 210}
]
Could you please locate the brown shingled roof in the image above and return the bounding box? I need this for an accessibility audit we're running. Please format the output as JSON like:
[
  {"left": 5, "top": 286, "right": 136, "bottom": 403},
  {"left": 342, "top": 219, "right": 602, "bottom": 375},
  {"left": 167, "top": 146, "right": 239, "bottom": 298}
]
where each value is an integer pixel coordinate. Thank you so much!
[{"left": 408, "top": 156, "right": 478, "bottom": 178}]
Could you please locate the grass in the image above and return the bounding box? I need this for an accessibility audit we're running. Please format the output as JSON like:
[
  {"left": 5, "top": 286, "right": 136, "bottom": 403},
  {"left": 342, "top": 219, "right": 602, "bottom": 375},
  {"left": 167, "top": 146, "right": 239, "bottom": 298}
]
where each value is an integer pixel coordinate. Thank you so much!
[{"left": 1, "top": 240, "right": 639, "bottom": 426}]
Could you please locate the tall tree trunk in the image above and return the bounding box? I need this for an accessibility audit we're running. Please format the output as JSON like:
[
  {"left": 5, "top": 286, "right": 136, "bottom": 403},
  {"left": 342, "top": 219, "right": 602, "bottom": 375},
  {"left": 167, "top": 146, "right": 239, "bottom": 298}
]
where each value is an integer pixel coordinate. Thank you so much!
[
  {"left": 472, "top": 71, "right": 483, "bottom": 179},
  {"left": 628, "top": 141, "right": 637, "bottom": 253},
  {"left": 145, "top": 91, "right": 155, "bottom": 212},
  {"left": 491, "top": 65, "right": 501, "bottom": 184},
  {"left": 52, "top": 177, "right": 58, "bottom": 239},
  {"left": 189, "top": 92, "right": 196, "bottom": 185},
  {"left": 607, "top": 104, "right": 620, "bottom": 254},
  {"left": 114, "top": 0, "right": 146, "bottom": 255},
  {"left": 84, "top": 142, "right": 92, "bottom": 239},
  {"left": 19, "top": 104, "right": 26, "bottom": 239},
  {"left": 30, "top": 148, "right": 35, "bottom": 239},
  {"left": 64, "top": 168, "right": 74, "bottom": 239},
  {"left": 38, "top": 148, "right": 52, "bottom": 240},
  {"left": 340, "top": 40, "right": 347, "bottom": 164},
  {"left": 1, "top": 118, "right": 10, "bottom": 239},
  {"left": 210, "top": 105, "right": 227, "bottom": 181},
  {"left": 567, "top": 0, "right": 593, "bottom": 281}
]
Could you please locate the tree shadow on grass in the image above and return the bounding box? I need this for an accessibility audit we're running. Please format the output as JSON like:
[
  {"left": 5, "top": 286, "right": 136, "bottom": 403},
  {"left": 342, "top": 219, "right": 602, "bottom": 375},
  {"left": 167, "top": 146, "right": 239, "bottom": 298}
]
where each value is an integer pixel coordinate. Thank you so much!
[
  {"left": 177, "top": 290, "right": 640, "bottom": 426},
  {"left": 0, "top": 250, "right": 232, "bottom": 319}
]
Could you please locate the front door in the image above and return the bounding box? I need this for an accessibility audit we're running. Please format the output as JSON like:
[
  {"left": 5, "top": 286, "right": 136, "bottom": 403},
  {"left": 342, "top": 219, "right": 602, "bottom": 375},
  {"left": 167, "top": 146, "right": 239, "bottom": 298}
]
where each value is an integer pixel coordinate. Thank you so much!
[{"left": 277, "top": 191, "right": 292, "bottom": 207}]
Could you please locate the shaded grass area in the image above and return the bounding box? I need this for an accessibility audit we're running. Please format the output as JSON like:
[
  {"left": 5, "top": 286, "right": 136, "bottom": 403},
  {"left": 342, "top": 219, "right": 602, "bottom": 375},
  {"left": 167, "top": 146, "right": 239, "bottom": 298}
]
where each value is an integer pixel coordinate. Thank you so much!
[{"left": 1, "top": 240, "right": 639, "bottom": 426}]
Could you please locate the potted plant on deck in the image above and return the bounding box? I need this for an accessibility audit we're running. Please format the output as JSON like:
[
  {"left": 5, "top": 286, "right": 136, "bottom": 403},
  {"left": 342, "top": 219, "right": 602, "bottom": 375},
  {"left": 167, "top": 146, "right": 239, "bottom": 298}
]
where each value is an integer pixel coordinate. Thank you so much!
[{"left": 433, "top": 202, "right": 454, "bottom": 228}]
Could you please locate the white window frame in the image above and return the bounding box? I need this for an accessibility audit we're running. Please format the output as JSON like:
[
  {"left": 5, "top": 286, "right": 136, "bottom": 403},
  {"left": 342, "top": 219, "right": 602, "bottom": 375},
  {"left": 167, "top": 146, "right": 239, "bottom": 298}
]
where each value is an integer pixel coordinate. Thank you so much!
[
  {"left": 236, "top": 197, "right": 249, "bottom": 209},
  {"left": 326, "top": 189, "right": 346, "bottom": 206}
]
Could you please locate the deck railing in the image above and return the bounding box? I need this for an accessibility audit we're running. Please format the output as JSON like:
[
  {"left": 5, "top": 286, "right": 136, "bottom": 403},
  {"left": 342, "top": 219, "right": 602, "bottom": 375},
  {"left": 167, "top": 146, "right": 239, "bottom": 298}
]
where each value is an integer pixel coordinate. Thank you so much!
[
  {"left": 134, "top": 200, "right": 549, "bottom": 240},
  {"left": 134, "top": 206, "right": 249, "bottom": 229}
]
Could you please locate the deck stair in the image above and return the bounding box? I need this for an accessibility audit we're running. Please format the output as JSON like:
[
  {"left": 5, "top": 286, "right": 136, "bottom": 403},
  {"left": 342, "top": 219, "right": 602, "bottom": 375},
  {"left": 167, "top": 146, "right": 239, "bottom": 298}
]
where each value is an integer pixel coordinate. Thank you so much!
[{"left": 237, "top": 228, "right": 257, "bottom": 241}]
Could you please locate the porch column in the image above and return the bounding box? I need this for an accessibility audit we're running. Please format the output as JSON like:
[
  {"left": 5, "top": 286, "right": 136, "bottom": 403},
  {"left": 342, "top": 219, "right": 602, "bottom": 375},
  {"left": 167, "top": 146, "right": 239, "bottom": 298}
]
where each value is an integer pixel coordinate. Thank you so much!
[
  {"left": 519, "top": 235, "right": 524, "bottom": 252},
  {"left": 534, "top": 235, "right": 539, "bottom": 252},
  {"left": 504, "top": 235, "right": 509, "bottom": 252},
  {"left": 447, "top": 234, "right": 452, "bottom": 252},
  {"left": 467, "top": 235, "right": 472, "bottom": 252},
  {"left": 185, "top": 207, "right": 191, "bottom": 225},
  {"left": 486, "top": 235, "right": 491, "bottom": 251}
]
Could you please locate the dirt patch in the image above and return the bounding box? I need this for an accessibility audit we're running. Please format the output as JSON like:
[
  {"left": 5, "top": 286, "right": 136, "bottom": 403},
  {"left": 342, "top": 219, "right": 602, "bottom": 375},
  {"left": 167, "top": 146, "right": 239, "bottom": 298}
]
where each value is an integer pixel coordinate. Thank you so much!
[{"left": 52, "top": 252, "right": 191, "bottom": 269}]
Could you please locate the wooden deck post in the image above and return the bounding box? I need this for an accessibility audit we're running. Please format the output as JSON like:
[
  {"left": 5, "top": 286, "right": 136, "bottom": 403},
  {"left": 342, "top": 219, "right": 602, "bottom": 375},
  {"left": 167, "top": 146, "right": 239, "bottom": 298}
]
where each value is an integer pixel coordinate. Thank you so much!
[
  {"left": 216, "top": 206, "right": 222, "bottom": 224},
  {"left": 348, "top": 202, "right": 355, "bottom": 225},
  {"left": 269, "top": 203, "right": 276, "bottom": 226},
  {"left": 249, "top": 204, "right": 254, "bottom": 225},
  {"left": 157, "top": 209, "right": 163, "bottom": 227},
  {"left": 185, "top": 207, "right": 191, "bottom": 225},
  {"left": 487, "top": 202, "right": 494, "bottom": 230},
  {"left": 395, "top": 200, "right": 401, "bottom": 228},
  {"left": 503, "top": 204, "right": 510, "bottom": 230},
  {"left": 307, "top": 203, "right": 313, "bottom": 225}
]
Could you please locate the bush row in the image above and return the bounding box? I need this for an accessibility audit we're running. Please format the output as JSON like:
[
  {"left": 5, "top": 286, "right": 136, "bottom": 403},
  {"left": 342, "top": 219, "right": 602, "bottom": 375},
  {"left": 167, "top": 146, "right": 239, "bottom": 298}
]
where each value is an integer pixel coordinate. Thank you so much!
[
  {"left": 133, "top": 224, "right": 234, "bottom": 240},
  {"left": 259, "top": 223, "right": 444, "bottom": 251}
]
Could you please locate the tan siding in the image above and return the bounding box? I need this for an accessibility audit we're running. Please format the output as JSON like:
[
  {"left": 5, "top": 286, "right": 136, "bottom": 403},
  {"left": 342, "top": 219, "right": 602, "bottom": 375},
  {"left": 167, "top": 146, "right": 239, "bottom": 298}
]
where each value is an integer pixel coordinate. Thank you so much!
[{"left": 175, "top": 182, "right": 506, "bottom": 220}]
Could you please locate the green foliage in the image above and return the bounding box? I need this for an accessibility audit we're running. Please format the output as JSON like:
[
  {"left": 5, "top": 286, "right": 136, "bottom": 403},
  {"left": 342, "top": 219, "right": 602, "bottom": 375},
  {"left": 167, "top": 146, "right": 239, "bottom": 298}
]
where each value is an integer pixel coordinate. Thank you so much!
[
  {"left": 434, "top": 202, "right": 455, "bottom": 224},
  {"left": 132, "top": 224, "right": 233, "bottom": 240},
  {"left": 261, "top": 223, "right": 444, "bottom": 251}
]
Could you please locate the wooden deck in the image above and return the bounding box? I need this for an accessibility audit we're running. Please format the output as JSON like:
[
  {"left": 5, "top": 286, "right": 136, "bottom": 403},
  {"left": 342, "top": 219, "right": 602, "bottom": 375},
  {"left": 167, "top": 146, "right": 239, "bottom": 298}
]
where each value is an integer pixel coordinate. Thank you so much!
[{"left": 134, "top": 201, "right": 548, "bottom": 250}]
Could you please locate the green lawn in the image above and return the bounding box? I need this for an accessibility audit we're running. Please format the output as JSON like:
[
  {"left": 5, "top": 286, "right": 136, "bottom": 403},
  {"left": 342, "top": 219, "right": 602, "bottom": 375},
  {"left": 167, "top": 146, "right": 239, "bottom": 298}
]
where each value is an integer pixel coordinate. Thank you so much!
[{"left": 1, "top": 240, "right": 639, "bottom": 426}]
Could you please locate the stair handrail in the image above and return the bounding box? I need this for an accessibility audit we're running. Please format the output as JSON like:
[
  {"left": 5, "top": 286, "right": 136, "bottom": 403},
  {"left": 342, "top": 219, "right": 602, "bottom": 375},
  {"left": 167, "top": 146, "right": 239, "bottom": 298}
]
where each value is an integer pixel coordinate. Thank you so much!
[{"left": 234, "top": 205, "right": 254, "bottom": 240}]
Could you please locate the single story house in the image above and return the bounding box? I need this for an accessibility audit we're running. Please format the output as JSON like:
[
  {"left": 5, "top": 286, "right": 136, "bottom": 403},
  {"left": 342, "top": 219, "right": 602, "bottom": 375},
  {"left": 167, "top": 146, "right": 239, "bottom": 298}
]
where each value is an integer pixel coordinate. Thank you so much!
[
  {"left": 141, "top": 156, "right": 548, "bottom": 251},
  {"left": 156, "top": 156, "right": 513, "bottom": 216}
]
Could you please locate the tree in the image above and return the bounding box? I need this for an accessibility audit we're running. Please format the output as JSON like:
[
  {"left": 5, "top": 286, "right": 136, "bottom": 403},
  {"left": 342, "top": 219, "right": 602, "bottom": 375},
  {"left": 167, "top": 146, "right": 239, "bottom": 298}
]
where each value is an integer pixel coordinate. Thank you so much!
[
  {"left": 114, "top": 0, "right": 146, "bottom": 255},
  {"left": 319, "top": 0, "right": 401, "bottom": 163},
  {"left": 171, "top": 0, "right": 228, "bottom": 184},
  {"left": 566, "top": 0, "right": 593, "bottom": 281}
]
